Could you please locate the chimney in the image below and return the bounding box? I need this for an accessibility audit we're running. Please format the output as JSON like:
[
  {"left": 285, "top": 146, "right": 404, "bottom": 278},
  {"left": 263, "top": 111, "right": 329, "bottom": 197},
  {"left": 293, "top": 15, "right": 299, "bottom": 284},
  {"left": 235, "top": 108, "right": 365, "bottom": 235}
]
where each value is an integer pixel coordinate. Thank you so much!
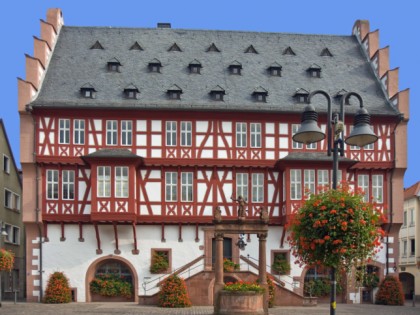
[{"left": 157, "top": 23, "right": 171, "bottom": 29}]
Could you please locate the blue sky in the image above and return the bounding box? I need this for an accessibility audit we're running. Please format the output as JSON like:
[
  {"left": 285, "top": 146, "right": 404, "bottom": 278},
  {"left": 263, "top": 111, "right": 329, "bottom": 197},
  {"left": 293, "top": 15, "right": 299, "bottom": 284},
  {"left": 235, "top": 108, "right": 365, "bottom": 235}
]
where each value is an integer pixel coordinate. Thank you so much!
[{"left": 1, "top": 0, "right": 418, "bottom": 187}]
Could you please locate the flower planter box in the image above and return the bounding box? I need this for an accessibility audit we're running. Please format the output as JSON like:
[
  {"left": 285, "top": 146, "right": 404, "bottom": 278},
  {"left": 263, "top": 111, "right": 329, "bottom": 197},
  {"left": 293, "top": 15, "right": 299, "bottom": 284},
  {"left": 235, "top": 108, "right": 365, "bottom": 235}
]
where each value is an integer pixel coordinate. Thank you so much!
[
  {"left": 217, "top": 290, "right": 265, "bottom": 315},
  {"left": 91, "top": 293, "right": 133, "bottom": 302}
]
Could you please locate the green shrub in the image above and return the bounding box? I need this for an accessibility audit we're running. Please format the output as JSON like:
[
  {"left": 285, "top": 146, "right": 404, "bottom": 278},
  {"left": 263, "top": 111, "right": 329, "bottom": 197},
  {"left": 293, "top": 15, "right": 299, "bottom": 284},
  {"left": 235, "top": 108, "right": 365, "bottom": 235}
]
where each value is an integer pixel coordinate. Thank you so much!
[
  {"left": 44, "top": 272, "right": 72, "bottom": 303},
  {"left": 158, "top": 275, "right": 192, "bottom": 308},
  {"left": 375, "top": 275, "right": 404, "bottom": 305}
]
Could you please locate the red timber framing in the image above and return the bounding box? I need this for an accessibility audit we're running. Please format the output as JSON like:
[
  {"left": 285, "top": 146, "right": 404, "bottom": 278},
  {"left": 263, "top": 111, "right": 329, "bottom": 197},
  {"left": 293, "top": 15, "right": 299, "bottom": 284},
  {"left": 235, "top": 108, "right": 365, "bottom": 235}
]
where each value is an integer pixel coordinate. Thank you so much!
[{"left": 33, "top": 108, "right": 397, "bottom": 231}]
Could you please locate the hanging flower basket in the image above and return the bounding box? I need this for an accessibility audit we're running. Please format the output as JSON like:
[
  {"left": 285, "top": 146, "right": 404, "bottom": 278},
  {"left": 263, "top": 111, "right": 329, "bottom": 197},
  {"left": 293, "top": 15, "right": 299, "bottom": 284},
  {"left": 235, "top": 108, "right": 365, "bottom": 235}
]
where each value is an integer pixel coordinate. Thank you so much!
[
  {"left": 0, "top": 248, "right": 14, "bottom": 271},
  {"left": 288, "top": 183, "right": 386, "bottom": 274}
]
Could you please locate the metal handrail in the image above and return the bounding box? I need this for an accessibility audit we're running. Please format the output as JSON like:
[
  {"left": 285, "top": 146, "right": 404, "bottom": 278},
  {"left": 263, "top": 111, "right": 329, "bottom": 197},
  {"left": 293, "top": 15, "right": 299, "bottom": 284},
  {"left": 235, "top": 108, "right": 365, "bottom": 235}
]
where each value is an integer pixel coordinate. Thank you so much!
[
  {"left": 243, "top": 255, "right": 303, "bottom": 289},
  {"left": 141, "top": 255, "right": 206, "bottom": 295}
]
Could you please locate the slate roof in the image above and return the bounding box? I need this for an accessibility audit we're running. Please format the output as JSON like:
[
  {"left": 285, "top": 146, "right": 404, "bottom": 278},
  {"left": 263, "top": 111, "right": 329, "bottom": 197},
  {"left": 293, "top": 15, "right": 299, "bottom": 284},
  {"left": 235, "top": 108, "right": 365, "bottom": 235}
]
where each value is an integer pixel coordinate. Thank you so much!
[
  {"left": 30, "top": 26, "right": 400, "bottom": 116},
  {"left": 280, "top": 152, "right": 357, "bottom": 163}
]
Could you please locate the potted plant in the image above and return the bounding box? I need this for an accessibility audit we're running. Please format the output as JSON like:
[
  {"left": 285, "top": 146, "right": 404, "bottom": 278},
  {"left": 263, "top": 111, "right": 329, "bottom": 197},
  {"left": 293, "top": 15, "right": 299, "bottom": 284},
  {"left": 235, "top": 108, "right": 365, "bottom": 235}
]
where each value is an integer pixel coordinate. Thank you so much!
[
  {"left": 271, "top": 257, "right": 290, "bottom": 275},
  {"left": 223, "top": 258, "right": 240, "bottom": 272},
  {"left": 0, "top": 249, "right": 14, "bottom": 271},
  {"left": 150, "top": 251, "right": 169, "bottom": 274}
]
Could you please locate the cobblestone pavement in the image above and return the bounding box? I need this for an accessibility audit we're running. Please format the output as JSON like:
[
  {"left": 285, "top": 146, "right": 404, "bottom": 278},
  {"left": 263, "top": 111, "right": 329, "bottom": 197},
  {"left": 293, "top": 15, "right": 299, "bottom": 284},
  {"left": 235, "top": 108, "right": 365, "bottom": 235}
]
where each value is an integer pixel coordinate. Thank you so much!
[{"left": 0, "top": 302, "right": 419, "bottom": 315}]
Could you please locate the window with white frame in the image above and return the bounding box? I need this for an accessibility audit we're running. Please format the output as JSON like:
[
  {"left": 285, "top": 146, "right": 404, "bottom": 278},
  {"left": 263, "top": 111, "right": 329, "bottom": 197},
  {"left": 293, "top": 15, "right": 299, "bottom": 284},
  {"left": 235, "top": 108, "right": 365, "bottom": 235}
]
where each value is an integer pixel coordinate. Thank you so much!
[
  {"left": 165, "top": 172, "right": 177, "bottom": 201},
  {"left": 409, "top": 208, "right": 415, "bottom": 226},
  {"left": 304, "top": 170, "right": 315, "bottom": 195},
  {"left": 403, "top": 211, "right": 407, "bottom": 227},
  {"left": 181, "top": 172, "right": 193, "bottom": 202},
  {"left": 3, "top": 154, "right": 10, "bottom": 173},
  {"left": 121, "top": 120, "right": 132, "bottom": 146},
  {"left": 250, "top": 123, "right": 261, "bottom": 148},
  {"left": 181, "top": 122, "right": 192, "bottom": 146},
  {"left": 236, "top": 173, "right": 248, "bottom": 201},
  {"left": 317, "top": 170, "right": 329, "bottom": 189},
  {"left": 4, "top": 224, "right": 20, "bottom": 245},
  {"left": 4, "top": 189, "right": 12, "bottom": 208},
  {"left": 166, "top": 121, "right": 177, "bottom": 146},
  {"left": 372, "top": 175, "right": 383, "bottom": 203},
  {"left": 252, "top": 173, "right": 264, "bottom": 203},
  {"left": 115, "top": 167, "right": 129, "bottom": 197},
  {"left": 331, "top": 170, "right": 342, "bottom": 186},
  {"left": 402, "top": 240, "right": 407, "bottom": 257},
  {"left": 357, "top": 174, "right": 369, "bottom": 202},
  {"left": 62, "top": 170, "right": 75, "bottom": 200},
  {"left": 13, "top": 194, "right": 20, "bottom": 211},
  {"left": 74, "top": 119, "right": 85, "bottom": 145},
  {"left": 292, "top": 124, "right": 303, "bottom": 149},
  {"left": 290, "top": 169, "right": 302, "bottom": 200},
  {"left": 236, "top": 123, "right": 247, "bottom": 147},
  {"left": 402, "top": 240, "right": 407, "bottom": 256},
  {"left": 410, "top": 239, "right": 415, "bottom": 256},
  {"left": 59, "top": 119, "right": 70, "bottom": 144},
  {"left": 97, "top": 166, "right": 111, "bottom": 197},
  {"left": 46, "top": 169, "right": 59, "bottom": 200},
  {"left": 106, "top": 120, "right": 118, "bottom": 145}
]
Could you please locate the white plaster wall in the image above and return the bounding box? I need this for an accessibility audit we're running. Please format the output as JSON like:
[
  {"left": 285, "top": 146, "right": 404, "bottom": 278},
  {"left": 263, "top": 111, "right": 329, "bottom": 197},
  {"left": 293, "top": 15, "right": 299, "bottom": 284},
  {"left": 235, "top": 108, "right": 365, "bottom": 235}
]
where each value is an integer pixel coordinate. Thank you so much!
[{"left": 42, "top": 224, "right": 205, "bottom": 302}]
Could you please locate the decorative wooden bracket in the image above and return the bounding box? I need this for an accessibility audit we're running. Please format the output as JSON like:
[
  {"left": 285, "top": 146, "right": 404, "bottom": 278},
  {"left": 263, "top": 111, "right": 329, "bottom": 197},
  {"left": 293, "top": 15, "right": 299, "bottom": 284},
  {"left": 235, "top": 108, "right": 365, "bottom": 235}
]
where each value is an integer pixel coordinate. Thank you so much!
[
  {"left": 94, "top": 223, "right": 102, "bottom": 254},
  {"left": 132, "top": 223, "right": 139, "bottom": 255},
  {"left": 60, "top": 222, "right": 66, "bottom": 241},
  {"left": 78, "top": 222, "right": 84, "bottom": 242},
  {"left": 113, "top": 223, "right": 121, "bottom": 254}
]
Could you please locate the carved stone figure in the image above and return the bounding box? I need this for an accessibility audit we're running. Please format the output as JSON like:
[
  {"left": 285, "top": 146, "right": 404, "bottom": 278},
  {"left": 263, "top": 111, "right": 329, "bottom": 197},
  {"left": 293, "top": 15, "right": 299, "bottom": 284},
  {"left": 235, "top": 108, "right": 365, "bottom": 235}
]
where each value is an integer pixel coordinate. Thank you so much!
[
  {"left": 214, "top": 206, "right": 222, "bottom": 222},
  {"left": 231, "top": 195, "right": 247, "bottom": 218}
]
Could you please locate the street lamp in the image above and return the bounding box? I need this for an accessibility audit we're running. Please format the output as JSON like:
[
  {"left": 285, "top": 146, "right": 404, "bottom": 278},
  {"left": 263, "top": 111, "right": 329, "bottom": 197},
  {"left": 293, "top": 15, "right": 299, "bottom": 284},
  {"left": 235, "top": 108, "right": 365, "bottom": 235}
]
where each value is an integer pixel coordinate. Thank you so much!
[
  {"left": 292, "top": 90, "right": 378, "bottom": 315},
  {"left": 0, "top": 222, "right": 8, "bottom": 307}
]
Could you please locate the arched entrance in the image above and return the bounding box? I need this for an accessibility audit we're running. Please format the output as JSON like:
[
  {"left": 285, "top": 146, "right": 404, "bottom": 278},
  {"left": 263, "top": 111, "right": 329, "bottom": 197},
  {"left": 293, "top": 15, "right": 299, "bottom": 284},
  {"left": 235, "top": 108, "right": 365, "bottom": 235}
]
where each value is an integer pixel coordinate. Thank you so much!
[
  {"left": 399, "top": 272, "right": 415, "bottom": 299},
  {"left": 86, "top": 256, "right": 139, "bottom": 302},
  {"left": 303, "top": 266, "right": 347, "bottom": 303}
]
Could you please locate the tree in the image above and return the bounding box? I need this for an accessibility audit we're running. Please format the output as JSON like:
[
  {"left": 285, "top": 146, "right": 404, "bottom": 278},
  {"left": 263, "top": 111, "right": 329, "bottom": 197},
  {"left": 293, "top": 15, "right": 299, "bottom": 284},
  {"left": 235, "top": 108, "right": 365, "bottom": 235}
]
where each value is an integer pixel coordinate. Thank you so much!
[{"left": 288, "top": 183, "right": 386, "bottom": 273}]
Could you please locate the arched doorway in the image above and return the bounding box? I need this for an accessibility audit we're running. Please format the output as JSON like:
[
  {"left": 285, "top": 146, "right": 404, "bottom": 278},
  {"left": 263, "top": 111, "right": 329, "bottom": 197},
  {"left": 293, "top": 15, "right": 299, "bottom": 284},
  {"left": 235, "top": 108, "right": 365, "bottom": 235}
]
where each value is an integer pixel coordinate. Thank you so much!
[
  {"left": 86, "top": 256, "right": 138, "bottom": 302},
  {"left": 399, "top": 272, "right": 415, "bottom": 299},
  {"left": 303, "top": 266, "right": 346, "bottom": 303}
]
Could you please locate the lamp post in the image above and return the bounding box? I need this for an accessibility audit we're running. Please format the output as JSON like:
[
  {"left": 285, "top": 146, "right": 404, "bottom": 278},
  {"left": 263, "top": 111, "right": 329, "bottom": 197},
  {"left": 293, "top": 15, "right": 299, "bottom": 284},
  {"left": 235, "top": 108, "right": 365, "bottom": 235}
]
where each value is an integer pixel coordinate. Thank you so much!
[
  {"left": 292, "top": 90, "right": 378, "bottom": 315},
  {"left": 0, "top": 222, "right": 9, "bottom": 307}
]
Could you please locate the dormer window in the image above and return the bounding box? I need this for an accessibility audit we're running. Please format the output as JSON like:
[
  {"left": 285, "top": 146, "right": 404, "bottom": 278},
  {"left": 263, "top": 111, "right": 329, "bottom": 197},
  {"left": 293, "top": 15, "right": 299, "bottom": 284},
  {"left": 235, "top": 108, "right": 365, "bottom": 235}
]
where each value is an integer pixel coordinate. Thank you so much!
[
  {"left": 293, "top": 88, "right": 309, "bottom": 104},
  {"left": 124, "top": 84, "right": 140, "bottom": 99},
  {"left": 168, "top": 43, "right": 182, "bottom": 52},
  {"left": 148, "top": 59, "right": 162, "bottom": 73},
  {"left": 334, "top": 89, "right": 350, "bottom": 105},
  {"left": 252, "top": 87, "right": 268, "bottom": 102},
  {"left": 167, "top": 84, "right": 183, "bottom": 100},
  {"left": 268, "top": 62, "right": 282, "bottom": 76},
  {"left": 244, "top": 45, "right": 258, "bottom": 54},
  {"left": 107, "top": 58, "right": 122, "bottom": 72},
  {"left": 206, "top": 43, "right": 220, "bottom": 52},
  {"left": 307, "top": 64, "right": 322, "bottom": 78},
  {"left": 321, "top": 48, "right": 333, "bottom": 57},
  {"left": 80, "top": 83, "right": 96, "bottom": 99},
  {"left": 189, "top": 60, "right": 202, "bottom": 74},
  {"left": 229, "top": 61, "right": 242, "bottom": 75},
  {"left": 209, "top": 85, "right": 225, "bottom": 101}
]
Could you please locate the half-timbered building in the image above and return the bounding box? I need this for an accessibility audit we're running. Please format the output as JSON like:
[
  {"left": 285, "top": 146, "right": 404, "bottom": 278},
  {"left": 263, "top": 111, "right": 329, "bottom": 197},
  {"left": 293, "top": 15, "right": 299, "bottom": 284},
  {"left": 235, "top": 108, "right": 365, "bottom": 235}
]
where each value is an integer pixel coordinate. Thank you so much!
[{"left": 18, "top": 9, "right": 408, "bottom": 304}]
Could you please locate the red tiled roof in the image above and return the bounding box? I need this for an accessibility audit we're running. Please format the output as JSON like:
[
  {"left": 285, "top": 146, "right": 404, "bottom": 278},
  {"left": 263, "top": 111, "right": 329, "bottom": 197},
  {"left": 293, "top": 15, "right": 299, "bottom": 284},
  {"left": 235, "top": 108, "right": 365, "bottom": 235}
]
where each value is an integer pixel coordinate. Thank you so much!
[{"left": 404, "top": 181, "right": 420, "bottom": 200}]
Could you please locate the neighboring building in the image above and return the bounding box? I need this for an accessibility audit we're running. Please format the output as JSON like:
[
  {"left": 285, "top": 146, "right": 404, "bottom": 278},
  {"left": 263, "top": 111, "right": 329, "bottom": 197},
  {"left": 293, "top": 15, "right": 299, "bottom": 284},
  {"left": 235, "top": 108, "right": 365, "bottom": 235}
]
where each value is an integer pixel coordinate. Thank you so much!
[
  {"left": 18, "top": 9, "right": 408, "bottom": 304},
  {"left": 399, "top": 182, "right": 420, "bottom": 301},
  {"left": 0, "top": 119, "right": 24, "bottom": 301}
]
